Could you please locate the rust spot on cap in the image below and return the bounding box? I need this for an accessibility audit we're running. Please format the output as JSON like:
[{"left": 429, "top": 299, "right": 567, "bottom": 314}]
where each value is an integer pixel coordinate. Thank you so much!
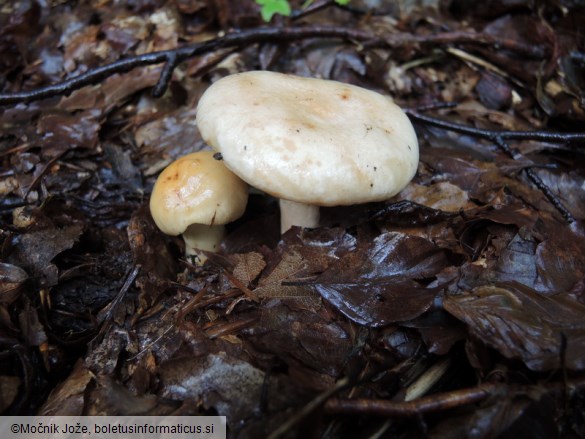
[
  {"left": 165, "top": 172, "right": 180, "bottom": 182},
  {"left": 339, "top": 92, "right": 350, "bottom": 100}
]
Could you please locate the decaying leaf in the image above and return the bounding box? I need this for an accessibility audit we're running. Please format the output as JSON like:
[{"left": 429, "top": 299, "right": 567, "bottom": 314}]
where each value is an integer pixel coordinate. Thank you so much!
[
  {"left": 232, "top": 251, "right": 266, "bottom": 287},
  {"left": 444, "top": 283, "right": 585, "bottom": 371},
  {"left": 253, "top": 302, "right": 352, "bottom": 377},
  {"left": 255, "top": 251, "right": 319, "bottom": 307}
]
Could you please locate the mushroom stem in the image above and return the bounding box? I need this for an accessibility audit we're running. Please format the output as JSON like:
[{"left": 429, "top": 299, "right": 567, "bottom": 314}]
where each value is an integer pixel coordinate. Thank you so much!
[
  {"left": 279, "top": 199, "right": 320, "bottom": 233},
  {"left": 182, "top": 223, "right": 226, "bottom": 263}
]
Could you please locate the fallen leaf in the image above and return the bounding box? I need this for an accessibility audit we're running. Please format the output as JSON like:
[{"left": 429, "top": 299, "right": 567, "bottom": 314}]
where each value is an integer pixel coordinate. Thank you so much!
[
  {"left": 256, "top": 251, "right": 319, "bottom": 307},
  {"left": 444, "top": 283, "right": 585, "bottom": 371},
  {"left": 304, "top": 232, "right": 450, "bottom": 326},
  {"left": 232, "top": 252, "right": 266, "bottom": 287}
]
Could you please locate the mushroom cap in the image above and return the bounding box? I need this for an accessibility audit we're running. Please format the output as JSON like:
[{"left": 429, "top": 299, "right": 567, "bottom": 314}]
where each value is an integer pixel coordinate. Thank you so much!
[
  {"left": 149, "top": 151, "right": 248, "bottom": 236},
  {"left": 196, "top": 71, "right": 419, "bottom": 207}
]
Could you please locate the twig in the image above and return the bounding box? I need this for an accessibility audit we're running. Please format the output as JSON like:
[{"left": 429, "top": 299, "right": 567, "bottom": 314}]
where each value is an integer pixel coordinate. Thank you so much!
[
  {"left": 325, "top": 385, "right": 492, "bottom": 416},
  {"left": 0, "top": 26, "right": 546, "bottom": 106},
  {"left": 492, "top": 137, "right": 575, "bottom": 223},
  {"left": 95, "top": 264, "right": 141, "bottom": 325},
  {"left": 23, "top": 149, "right": 69, "bottom": 201},
  {"left": 324, "top": 377, "right": 585, "bottom": 417},
  {"left": 406, "top": 110, "right": 585, "bottom": 144}
]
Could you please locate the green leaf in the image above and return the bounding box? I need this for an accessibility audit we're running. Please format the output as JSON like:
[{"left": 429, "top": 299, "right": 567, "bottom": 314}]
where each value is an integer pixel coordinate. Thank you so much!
[
  {"left": 256, "top": 0, "right": 292, "bottom": 22},
  {"left": 335, "top": 0, "right": 350, "bottom": 4}
]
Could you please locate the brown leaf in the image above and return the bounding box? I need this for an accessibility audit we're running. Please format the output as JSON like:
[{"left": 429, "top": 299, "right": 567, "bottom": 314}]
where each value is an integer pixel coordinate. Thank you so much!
[
  {"left": 398, "top": 182, "right": 476, "bottom": 212},
  {"left": 370, "top": 200, "right": 457, "bottom": 227},
  {"left": 85, "top": 375, "right": 159, "bottom": 416},
  {"left": 127, "top": 204, "right": 178, "bottom": 304},
  {"left": 232, "top": 252, "right": 266, "bottom": 287},
  {"left": 254, "top": 302, "right": 352, "bottom": 376},
  {"left": 536, "top": 222, "right": 585, "bottom": 293},
  {"left": 37, "top": 110, "right": 101, "bottom": 151},
  {"left": 444, "top": 283, "right": 585, "bottom": 371},
  {"left": 314, "top": 278, "right": 438, "bottom": 327},
  {"left": 306, "top": 232, "right": 449, "bottom": 326},
  {"left": 256, "top": 251, "right": 319, "bottom": 307}
]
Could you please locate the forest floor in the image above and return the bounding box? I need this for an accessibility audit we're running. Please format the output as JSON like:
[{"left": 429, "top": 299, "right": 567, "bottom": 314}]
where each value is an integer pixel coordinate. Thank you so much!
[{"left": 1, "top": 1, "right": 585, "bottom": 438}]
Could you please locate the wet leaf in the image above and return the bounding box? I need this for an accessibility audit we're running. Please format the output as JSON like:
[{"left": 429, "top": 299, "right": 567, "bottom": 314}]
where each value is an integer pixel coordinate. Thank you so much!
[
  {"left": 37, "top": 110, "right": 101, "bottom": 151},
  {"left": 536, "top": 224, "right": 585, "bottom": 293},
  {"left": 398, "top": 182, "right": 475, "bottom": 212},
  {"left": 1, "top": 0, "right": 585, "bottom": 434},
  {"left": 314, "top": 278, "right": 439, "bottom": 327},
  {"left": 370, "top": 200, "right": 457, "bottom": 226},
  {"left": 305, "top": 232, "right": 450, "bottom": 326},
  {"left": 444, "top": 283, "right": 585, "bottom": 371},
  {"left": 253, "top": 302, "right": 352, "bottom": 376},
  {"left": 495, "top": 231, "right": 538, "bottom": 289},
  {"left": 128, "top": 204, "right": 178, "bottom": 305},
  {"left": 85, "top": 375, "right": 160, "bottom": 416}
]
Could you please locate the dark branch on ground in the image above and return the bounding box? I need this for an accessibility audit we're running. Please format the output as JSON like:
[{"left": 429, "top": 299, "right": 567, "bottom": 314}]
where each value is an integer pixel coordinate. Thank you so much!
[
  {"left": 0, "top": 25, "right": 545, "bottom": 106},
  {"left": 406, "top": 111, "right": 585, "bottom": 144}
]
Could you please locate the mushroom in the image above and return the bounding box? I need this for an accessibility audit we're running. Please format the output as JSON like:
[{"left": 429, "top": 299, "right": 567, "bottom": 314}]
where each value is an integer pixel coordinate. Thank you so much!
[
  {"left": 149, "top": 151, "right": 248, "bottom": 262},
  {"left": 196, "top": 71, "right": 418, "bottom": 233}
]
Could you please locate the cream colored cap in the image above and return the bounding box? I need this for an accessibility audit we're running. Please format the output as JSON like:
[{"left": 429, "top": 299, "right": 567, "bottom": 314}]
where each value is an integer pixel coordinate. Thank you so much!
[
  {"left": 196, "top": 71, "right": 418, "bottom": 206},
  {"left": 149, "top": 151, "right": 248, "bottom": 236}
]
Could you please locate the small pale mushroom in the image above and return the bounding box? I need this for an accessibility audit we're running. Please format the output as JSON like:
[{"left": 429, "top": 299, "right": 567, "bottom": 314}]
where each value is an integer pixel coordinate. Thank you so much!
[
  {"left": 149, "top": 151, "right": 248, "bottom": 263},
  {"left": 196, "top": 71, "right": 419, "bottom": 233}
]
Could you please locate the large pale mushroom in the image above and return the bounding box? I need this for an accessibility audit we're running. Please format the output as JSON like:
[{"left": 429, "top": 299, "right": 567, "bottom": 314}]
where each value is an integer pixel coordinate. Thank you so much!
[
  {"left": 196, "top": 71, "right": 419, "bottom": 232},
  {"left": 149, "top": 151, "right": 248, "bottom": 263}
]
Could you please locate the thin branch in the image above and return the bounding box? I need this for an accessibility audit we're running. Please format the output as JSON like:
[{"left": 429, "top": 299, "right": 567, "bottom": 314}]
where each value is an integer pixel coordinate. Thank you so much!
[
  {"left": 326, "top": 384, "right": 493, "bottom": 417},
  {"left": 493, "top": 137, "right": 575, "bottom": 223},
  {"left": 406, "top": 110, "right": 585, "bottom": 144},
  {"left": 324, "top": 377, "right": 585, "bottom": 417},
  {"left": 152, "top": 52, "right": 179, "bottom": 97},
  {"left": 23, "top": 149, "right": 69, "bottom": 201},
  {"left": 0, "top": 25, "right": 546, "bottom": 106}
]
